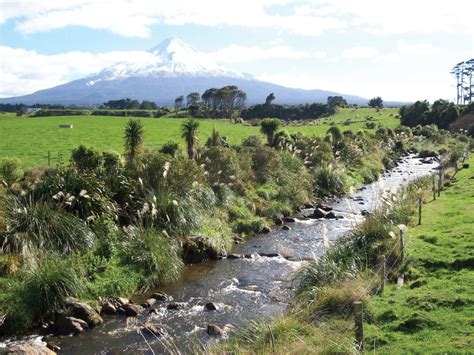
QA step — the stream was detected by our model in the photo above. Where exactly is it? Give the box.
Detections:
[4,156,438,354]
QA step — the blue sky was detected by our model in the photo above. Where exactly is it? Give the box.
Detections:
[1,0,473,101]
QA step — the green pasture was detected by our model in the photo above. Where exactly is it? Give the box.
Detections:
[0,108,399,167]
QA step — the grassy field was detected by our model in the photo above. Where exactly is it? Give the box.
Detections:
[0,108,398,167]
[365,157,474,352]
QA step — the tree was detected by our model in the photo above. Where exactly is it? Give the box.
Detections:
[260,118,281,146]
[186,92,200,107]
[451,59,473,104]
[140,101,157,110]
[174,96,184,117]
[399,101,430,127]
[16,105,28,117]
[265,93,275,105]
[124,119,144,160]
[368,97,384,108]
[327,96,347,108]
[181,118,200,159]
[218,86,247,120]
[202,88,219,115]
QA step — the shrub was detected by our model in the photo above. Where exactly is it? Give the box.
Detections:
[2,254,85,333]
[251,146,282,183]
[85,259,141,298]
[23,254,85,318]
[297,236,357,294]
[232,216,268,236]
[4,196,96,256]
[34,168,117,220]
[313,163,346,197]
[159,140,181,157]
[183,216,233,261]
[0,157,23,185]
[242,134,264,147]
[90,216,122,259]
[102,151,124,173]
[201,146,243,186]
[71,145,102,173]
[121,226,183,286]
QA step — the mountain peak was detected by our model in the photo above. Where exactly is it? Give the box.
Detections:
[94,37,251,80]
[148,37,196,56]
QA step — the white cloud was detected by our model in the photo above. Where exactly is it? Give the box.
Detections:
[0,43,326,97]
[211,44,326,63]
[0,46,153,97]
[1,0,472,38]
[342,46,378,59]
[397,40,436,56]
[0,0,346,38]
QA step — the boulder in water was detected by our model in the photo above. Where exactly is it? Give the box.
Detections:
[223,323,235,335]
[204,302,218,311]
[207,324,223,337]
[4,342,56,355]
[274,218,284,225]
[261,226,271,233]
[312,208,326,218]
[55,315,88,335]
[122,303,143,317]
[166,302,185,310]
[258,253,281,258]
[100,301,116,315]
[151,292,168,301]
[283,217,296,223]
[282,225,291,230]
[142,298,156,308]
[66,300,103,327]
[316,203,333,212]
[227,253,242,259]
[325,212,337,219]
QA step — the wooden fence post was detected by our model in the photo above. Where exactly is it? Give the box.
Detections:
[47,151,51,167]
[354,301,364,352]
[400,229,405,261]
[418,198,422,225]
[432,174,436,201]
[378,254,386,293]
[438,169,442,197]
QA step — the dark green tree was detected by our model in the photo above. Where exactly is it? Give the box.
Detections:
[181,118,200,159]
[265,93,275,105]
[368,97,383,108]
[260,118,281,146]
[124,119,144,160]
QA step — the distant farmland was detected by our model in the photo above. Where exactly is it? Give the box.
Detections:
[0,108,399,167]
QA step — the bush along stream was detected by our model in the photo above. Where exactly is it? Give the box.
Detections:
[0,119,470,353]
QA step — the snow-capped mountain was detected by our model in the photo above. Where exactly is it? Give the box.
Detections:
[0,37,368,106]
[92,37,251,81]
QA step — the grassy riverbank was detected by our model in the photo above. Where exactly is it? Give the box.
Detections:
[216,154,473,353]
[364,156,474,352]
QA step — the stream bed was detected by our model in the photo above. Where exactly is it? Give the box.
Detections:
[5,156,438,354]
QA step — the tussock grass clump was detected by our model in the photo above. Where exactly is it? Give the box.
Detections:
[1,254,84,333]
[121,226,183,287]
[183,214,233,262]
[4,196,95,256]
[312,163,347,197]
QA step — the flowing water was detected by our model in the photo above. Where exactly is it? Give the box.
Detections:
[5,156,438,354]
